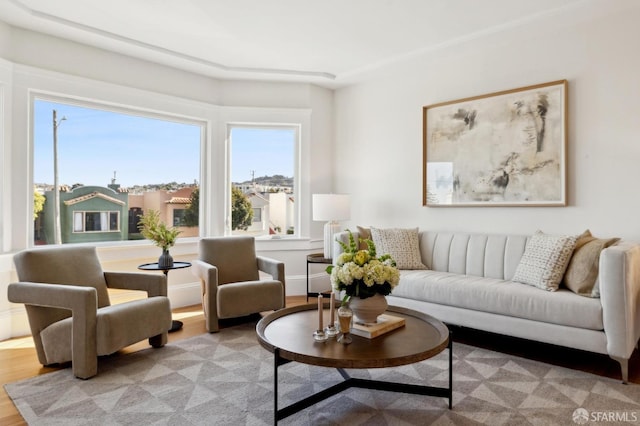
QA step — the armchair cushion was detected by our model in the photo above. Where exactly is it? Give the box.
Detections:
[199,236,260,284]
[13,246,111,308]
[217,280,284,319]
[40,297,172,363]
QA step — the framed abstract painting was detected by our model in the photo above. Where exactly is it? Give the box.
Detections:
[423,80,567,206]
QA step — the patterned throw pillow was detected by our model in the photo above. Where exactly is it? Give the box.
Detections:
[512,230,578,291]
[370,227,428,270]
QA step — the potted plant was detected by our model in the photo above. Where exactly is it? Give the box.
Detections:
[138,209,181,267]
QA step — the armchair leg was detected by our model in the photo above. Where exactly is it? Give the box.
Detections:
[73,354,98,380]
[150,332,168,348]
[72,313,98,379]
[207,321,220,333]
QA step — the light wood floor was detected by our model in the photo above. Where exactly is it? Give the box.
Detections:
[1,296,638,425]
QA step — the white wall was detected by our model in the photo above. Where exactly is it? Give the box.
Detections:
[0,23,335,339]
[334,0,640,241]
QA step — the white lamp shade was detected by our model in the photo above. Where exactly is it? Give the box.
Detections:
[312,194,351,221]
[313,194,350,259]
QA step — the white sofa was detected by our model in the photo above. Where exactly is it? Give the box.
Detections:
[335,230,640,383]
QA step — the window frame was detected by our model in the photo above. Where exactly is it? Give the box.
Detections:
[73,210,120,233]
[9,67,312,250]
[29,91,209,247]
[226,123,301,239]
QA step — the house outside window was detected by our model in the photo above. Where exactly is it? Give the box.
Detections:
[228,125,297,238]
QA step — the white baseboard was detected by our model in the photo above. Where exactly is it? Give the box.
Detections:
[0,274,328,341]
[0,306,30,340]
[168,281,202,308]
[166,273,327,309]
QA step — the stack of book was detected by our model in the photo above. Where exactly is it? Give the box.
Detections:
[351,314,405,338]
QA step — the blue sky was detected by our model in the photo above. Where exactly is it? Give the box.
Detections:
[34,100,201,187]
[34,100,295,188]
[230,127,295,183]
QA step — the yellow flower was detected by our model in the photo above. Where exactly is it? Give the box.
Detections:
[354,250,370,266]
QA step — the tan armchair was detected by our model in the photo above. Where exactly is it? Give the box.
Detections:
[8,245,172,379]
[192,236,285,332]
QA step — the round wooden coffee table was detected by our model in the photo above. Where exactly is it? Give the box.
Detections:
[256,304,452,424]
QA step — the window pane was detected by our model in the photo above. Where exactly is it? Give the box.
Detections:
[252,207,261,222]
[73,212,83,232]
[229,126,296,237]
[109,212,119,231]
[33,99,201,245]
[85,212,101,231]
[100,212,108,231]
[173,209,186,226]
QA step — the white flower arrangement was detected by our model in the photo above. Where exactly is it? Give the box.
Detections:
[327,230,400,301]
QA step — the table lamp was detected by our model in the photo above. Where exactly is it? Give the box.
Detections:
[312,193,351,259]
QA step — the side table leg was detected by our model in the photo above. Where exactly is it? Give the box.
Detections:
[306,261,310,303]
[448,332,453,409]
[274,348,280,425]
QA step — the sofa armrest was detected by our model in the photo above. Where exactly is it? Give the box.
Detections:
[8,281,99,378]
[257,256,285,285]
[599,241,640,360]
[104,271,167,297]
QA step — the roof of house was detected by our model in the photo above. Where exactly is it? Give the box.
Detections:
[63,191,126,206]
[166,197,191,204]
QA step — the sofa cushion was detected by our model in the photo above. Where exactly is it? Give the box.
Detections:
[392,270,603,330]
[371,227,428,270]
[512,231,577,291]
[563,230,620,297]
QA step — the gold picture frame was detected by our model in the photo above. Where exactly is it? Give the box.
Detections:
[423,80,567,206]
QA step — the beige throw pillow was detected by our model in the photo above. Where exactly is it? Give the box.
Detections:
[512,230,577,291]
[370,227,428,270]
[357,226,372,250]
[563,230,620,297]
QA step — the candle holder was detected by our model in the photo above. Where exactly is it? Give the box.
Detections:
[313,294,328,342]
[324,293,338,338]
[313,329,329,342]
[324,323,338,338]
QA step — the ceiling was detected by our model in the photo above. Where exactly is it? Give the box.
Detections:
[0,0,586,88]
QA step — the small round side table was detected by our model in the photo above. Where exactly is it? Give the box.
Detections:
[138,261,192,332]
[306,253,332,302]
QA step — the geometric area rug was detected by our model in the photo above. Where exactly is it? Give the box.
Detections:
[5,321,640,425]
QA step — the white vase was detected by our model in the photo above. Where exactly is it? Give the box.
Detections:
[349,294,388,324]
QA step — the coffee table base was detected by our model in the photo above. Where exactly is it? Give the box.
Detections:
[272,338,452,424]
